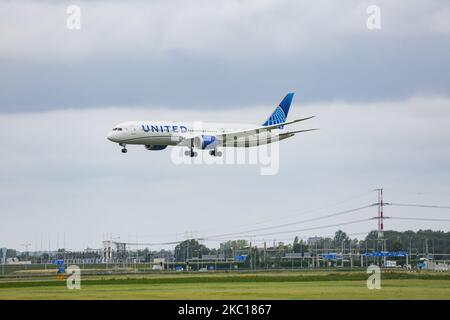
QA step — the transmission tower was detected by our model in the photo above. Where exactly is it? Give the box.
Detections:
[375,188,386,266]
[375,188,385,238]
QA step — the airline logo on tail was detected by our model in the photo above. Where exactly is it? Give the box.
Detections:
[262,92,294,127]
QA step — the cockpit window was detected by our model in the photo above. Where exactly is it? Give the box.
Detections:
[112,128,123,131]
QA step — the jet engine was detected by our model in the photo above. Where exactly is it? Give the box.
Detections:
[193,135,218,150]
[145,145,168,151]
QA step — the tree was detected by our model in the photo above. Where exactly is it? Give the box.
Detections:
[334,230,350,249]
[390,239,403,251]
[293,236,308,253]
[219,240,249,259]
[174,239,210,262]
[293,236,299,251]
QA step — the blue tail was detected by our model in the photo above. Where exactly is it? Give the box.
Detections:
[262,93,294,127]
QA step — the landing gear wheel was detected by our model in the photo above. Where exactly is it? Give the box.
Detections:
[121,148,127,153]
[186,147,198,157]
[209,149,222,157]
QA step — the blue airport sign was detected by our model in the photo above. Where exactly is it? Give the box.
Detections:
[362,251,408,257]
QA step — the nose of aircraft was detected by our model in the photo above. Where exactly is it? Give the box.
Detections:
[107,131,115,142]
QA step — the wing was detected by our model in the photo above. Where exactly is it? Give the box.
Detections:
[219,116,315,139]
[177,116,315,147]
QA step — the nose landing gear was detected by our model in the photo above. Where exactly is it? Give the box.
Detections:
[120,143,127,153]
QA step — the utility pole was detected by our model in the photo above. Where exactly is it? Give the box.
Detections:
[263,242,267,269]
[365,240,368,267]
[1,247,7,276]
[350,241,353,270]
[249,242,252,271]
[315,241,318,268]
[186,240,189,271]
[360,251,364,268]
[135,232,138,273]
[21,242,31,270]
[375,188,386,267]
[21,242,31,258]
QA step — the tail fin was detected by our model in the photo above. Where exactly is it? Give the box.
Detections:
[262,93,294,127]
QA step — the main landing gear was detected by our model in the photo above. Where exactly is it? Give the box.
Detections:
[185,140,198,157]
[120,143,127,153]
[184,144,222,157]
[184,149,198,157]
[209,149,222,157]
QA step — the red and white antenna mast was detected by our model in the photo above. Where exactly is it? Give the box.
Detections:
[375,188,384,238]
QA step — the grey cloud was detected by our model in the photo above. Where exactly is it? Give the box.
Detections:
[2,36,450,112]
[1,1,450,112]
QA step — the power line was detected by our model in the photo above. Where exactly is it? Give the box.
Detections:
[236,190,374,227]
[204,217,373,240]
[201,231,372,243]
[383,188,450,197]
[200,204,376,240]
[191,189,375,235]
[386,203,450,209]
[120,240,185,246]
[387,216,450,222]
[132,190,375,240]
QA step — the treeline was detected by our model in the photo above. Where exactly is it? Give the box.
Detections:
[6,229,450,263]
[363,229,450,254]
[171,229,450,261]
[292,229,450,254]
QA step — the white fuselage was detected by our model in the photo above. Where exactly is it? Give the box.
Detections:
[107,121,290,149]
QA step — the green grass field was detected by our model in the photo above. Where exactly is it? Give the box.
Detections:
[1,271,450,299]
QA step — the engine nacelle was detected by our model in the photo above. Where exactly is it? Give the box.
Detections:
[194,135,218,150]
[145,145,168,151]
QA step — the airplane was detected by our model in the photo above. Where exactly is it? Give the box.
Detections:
[106,93,316,157]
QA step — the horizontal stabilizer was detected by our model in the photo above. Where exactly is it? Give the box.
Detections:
[285,128,319,134]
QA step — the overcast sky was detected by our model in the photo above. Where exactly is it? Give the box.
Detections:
[1,0,450,251]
